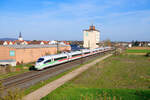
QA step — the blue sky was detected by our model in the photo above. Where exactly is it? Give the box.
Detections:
[0,0,150,41]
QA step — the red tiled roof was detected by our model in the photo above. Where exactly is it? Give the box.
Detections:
[12,41,16,44]
[42,41,49,44]
[13,40,29,44]
[5,41,13,44]
[66,42,70,45]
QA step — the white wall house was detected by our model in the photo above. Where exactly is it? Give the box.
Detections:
[59,42,65,45]
[40,41,45,45]
[49,40,57,44]
[21,41,28,45]
[2,41,14,45]
[9,41,13,45]
[128,44,132,48]
[3,41,8,45]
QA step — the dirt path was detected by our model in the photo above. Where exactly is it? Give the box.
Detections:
[23,54,112,100]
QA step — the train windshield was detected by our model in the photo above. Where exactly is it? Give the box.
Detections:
[37,58,44,62]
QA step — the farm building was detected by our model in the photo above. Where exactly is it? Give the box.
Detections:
[0,45,70,65]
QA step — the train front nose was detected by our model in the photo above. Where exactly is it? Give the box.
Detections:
[35,62,42,69]
[35,62,40,66]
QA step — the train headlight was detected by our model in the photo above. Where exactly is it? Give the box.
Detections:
[35,63,42,68]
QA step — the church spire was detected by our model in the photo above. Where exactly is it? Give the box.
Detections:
[18,32,23,41]
[19,32,22,38]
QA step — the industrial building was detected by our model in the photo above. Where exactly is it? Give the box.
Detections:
[83,25,100,49]
[0,45,70,66]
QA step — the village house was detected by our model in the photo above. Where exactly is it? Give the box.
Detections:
[48,40,57,45]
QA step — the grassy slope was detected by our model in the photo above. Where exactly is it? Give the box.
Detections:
[41,55,150,100]
[42,88,150,100]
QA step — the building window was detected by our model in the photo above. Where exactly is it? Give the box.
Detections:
[86,32,88,36]
[9,51,15,56]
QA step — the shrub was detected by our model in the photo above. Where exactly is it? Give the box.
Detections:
[0,81,24,100]
[114,49,121,56]
[146,52,150,57]
[0,81,4,98]
[5,65,12,73]
[3,88,24,100]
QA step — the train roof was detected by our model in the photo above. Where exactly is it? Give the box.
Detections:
[68,51,82,55]
[39,51,82,60]
[81,49,91,52]
[37,47,110,60]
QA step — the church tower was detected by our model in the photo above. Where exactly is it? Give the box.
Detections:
[18,32,23,41]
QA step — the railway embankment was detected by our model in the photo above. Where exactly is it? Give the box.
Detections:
[23,54,112,100]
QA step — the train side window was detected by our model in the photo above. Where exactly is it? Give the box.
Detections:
[84,52,90,54]
[54,56,67,61]
[72,53,81,57]
[44,59,51,64]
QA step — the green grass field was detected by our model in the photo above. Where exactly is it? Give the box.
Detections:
[41,88,150,100]
[126,49,150,53]
[41,55,150,100]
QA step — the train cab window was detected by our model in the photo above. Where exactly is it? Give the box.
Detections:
[37,58,44,63]
[44,59,51,64]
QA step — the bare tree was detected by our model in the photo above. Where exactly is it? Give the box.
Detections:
[104,39,111,47]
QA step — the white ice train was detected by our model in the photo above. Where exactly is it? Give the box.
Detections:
[35,47,112,70]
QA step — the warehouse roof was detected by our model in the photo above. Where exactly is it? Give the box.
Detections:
[0,44,70,49]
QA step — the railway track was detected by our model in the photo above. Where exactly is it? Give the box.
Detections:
[1,50,113,90]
